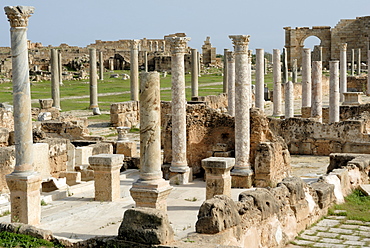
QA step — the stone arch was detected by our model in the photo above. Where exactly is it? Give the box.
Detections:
[284,26,331,69]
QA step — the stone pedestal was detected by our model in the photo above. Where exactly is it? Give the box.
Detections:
[311,61,322,123]
[340,43,347,101]
[302,48,312,108]
[226,51,235,116]
[89,154,124,201]
[255,48,264,111]
[202,157,234,200]
[329,61,340,123]
[130,40,140,101]
[342,92,363,105]
[273,49,282,116]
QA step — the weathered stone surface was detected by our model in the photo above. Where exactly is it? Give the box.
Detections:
[0,223,52,240]
[0,146,15,193]
[280,177,306,205]
[310,182,335,209]
[196,195,241,234]
[118,207,174,245]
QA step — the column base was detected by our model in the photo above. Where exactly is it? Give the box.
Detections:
[169,166,192,185]
[231,169,254,188]
[6,171,42,225]
[130,179,172,212]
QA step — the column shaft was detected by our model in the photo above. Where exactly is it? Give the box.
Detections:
[226,51,235,116]
[351,49,355,76]
[273,49,282,116]
[191,48,198,97]
[302,48,312,107]
[51,49,60,109]
[311,61,322,123]
[99,51,104,80]
[368,50,370,95]
[329,61,340,123]
[285,81,294,118]
[130,40,139,101]
[282,48,288,84]
[255,48,264,111]
[89,48,98,109]
[144,51,148,72]
[58,51,62,84]
[340,44,347,101]
[223,49,228,93]
[357,48,361,75]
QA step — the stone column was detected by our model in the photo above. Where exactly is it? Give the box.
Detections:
[89,154,124,201]
[292,59,297,83]
[130,72,172,211]
[248,50,253,108]
[99,51,104,80]
[166,36,191,185]
[282,48,288,85]
[223,48,228,93]
[144,51,148,72]
[329,61,340,123]
[154,41,159,51]
[273,49,282,116]
[226,51,235,116]
[202,157,235,200]
[197,51,201,76]
[5,5,42,225]
[229,35,253,188]
[89,48,100,115]
[255,48,264,111]
[319,46,323,62]
[58,50,62,85]
[339,43,347,102]
[50,48,60,109]
[130,40,140,101]
[285,81,294,118]
[311,61,322,123]
[351,49,355,76]
[302,48,312,108]
[264,58,268,75]
[357,48,361,75]
[368,49,370,96]
[191,48,198,98]
[109,58,114,71]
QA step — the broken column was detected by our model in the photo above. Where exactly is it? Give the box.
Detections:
[5,5,42,225]
[130,40,140,101]
[255,48,264,111]
[99,51,104,80]
[229,35,253,188]
[329,61,340,123]
[302,48,312,108]
[226,50,235,116]
[273,49,282,116]
[285,81,294,118]
[165,36,191,185]
[223,48,228,93]
[89,48,100,115]
[191,48,198,98]
[339,43,347,102]
[202,157,235,200]
[50,48,60,109]
[89,154,124,201]
[311,61,322,123]
[130,72,172,211]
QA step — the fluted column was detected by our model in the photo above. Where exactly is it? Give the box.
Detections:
[5,5,42,225]
[130,72,172,211]
[166,36,191,185]
[329,61,340,123]
[302,48,312,108]
[255,48,264,111]
[223,48,228,93]
[191,48,198,97]
[273,49,282,116]
[340,43,347,101]
[311,61,322,123]
[50,48,60,109]
[130,40,140,101]
[229,35,253,188]
[89,48,100,115]
[99,51,104,80]
[226,51,235,116]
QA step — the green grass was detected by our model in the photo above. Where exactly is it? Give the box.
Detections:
[329,189,370,222]
[0,231,64,248]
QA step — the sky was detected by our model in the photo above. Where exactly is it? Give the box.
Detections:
[0,0,370,54]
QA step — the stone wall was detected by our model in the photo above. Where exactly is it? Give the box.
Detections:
[110,101,140,128]
[347,75,367,92]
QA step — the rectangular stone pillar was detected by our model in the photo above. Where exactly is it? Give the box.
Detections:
[89,154,124,201]
[202,157,234,200]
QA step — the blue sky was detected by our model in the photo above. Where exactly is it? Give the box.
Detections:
[1,0,369,53]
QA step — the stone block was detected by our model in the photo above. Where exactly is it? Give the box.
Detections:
[359,184,370,196]
[80,169,94,181]
[75,146,93,167]
[169,167,192,185]
[310,182,335,209]
[118,207,174,245]
[231,174,253,188]
[59,171,81,186]
[116,141,137,157]
[41,177,67,192]
[32,143,50,179]
[0,128,9,145]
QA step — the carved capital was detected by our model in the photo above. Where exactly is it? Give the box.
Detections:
[226,51,234,63]
[229,35,250,53]
[4,6,34,28]
[340,43,347,51]
[165,37,191,54]
[130,40,140,50]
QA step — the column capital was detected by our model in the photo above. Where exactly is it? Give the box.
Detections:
[130,39,140,50]
[229,35,250,53]
[340,43,347,51]
[4,6,34,28]
[165,37,191,54]
[303,47,311,54]
[226,50,235,63]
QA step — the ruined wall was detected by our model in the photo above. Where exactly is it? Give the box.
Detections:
[347,75,368,92]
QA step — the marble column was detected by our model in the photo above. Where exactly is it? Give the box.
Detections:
[357,48,361,75]
[130,40,140,101]
[302,48,312,108]
[368,49,370,96]
[166,36,191,185]
[58,50,62,85]
[340,43,347,101]
[329,61,340,123]
[144,51,148,72]
[351,49,355,76]
[226,51,235,116]
[273,49,282,116]
[255,48,264,111]
[285,81,294,118]
[5,5,42,225]
[191,48,198,98]
[292,59,297,83]
[50,48,60,109]
[229,35,253,188]
[89,48,100,115]
[311,61,322,123]
[223,48,229,93]
[99,51,104,80]
[130,72,172,211]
